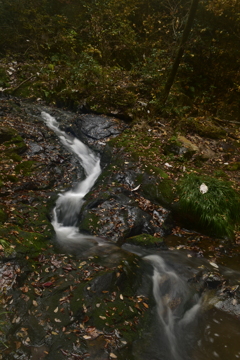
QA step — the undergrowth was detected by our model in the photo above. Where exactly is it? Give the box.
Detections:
[178,173,240,239]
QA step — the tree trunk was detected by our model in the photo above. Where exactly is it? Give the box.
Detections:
[162,0,200,104]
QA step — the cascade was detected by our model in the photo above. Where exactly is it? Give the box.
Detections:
[41,112,240,360]
[41,111,102,252]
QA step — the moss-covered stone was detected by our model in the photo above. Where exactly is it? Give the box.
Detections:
[4,135,27,154]
[0,127,18,144]
[138,174,175,206]
[79,212,101,234]
[126,234,164,247]
[176,173,240,239]
[179,117,226,139]
[0,208,8,224]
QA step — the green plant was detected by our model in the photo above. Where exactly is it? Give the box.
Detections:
[178,173,240,238]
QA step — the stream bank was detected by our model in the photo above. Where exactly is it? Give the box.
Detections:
[0,97,240,360]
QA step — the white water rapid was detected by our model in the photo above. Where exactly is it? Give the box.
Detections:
[143,254,202,360]
[41,111,102,251]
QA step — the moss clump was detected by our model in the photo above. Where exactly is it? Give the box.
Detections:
[138,175,175,206]
[0,68,9,87]
[214,170,229,180]
[4,135,27,154]
[178,173,240,238]
[0,209,8,224]
[126,234,164,247]
[225,162,240,171]
[6,174,18,182]
[144,164,169,179]
[79,212,101,235]
[15,161,36,175]
[0,127,17,144]
[9,153,22,162]
[17,230,48,251]
[0,238,14,256]
[179,117,226,139]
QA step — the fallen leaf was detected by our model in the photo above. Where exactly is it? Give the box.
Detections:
[232,298,237,305]
[110,353,117,359]
[131,184,141,192]
[164,162,173,168]
[209,262,219,269]
[15,341,21,350]
[200,183,208,194]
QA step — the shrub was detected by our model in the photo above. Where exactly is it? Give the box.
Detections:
[178,173,240,239]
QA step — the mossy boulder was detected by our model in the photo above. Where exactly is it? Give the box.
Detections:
[4,135,28,154]
[163,135,199,159]
[179,117,226,139]
[79,190,157,244]
[0,127,27,155]
[176,173,240,238]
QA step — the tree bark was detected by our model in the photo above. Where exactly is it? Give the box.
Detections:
[162,0,200,104]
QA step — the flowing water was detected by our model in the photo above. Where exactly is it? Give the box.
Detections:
[42,112,240,360]
[41,111,105,252]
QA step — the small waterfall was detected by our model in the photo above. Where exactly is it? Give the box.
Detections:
[144,254,201,360]
[41,111,102,251]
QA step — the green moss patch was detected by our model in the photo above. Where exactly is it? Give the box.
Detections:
[225,162,240,171]
[0,208,8,224]
[177,173,240,238]
[0,127,18,144]
[79,212,101,235]
[179,117,226,139]
[4,134,27,154]
[15,160,36,175]
[126,234,164,247]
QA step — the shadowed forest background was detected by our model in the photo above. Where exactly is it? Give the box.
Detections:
[0,0,239,120]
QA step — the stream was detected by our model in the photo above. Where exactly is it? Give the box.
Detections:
[41,112,240,360]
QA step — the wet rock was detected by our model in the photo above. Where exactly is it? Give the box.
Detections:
[203,272,224,289]
[77,114,124,140]
[69,114,127,151]
[196,146,216,161]
[28,142,43,155]
[177,135,199,155]
[164,135,199,159]
[214,296,240,317]
[79,190,157,244]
